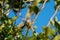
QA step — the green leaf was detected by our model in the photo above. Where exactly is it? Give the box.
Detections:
[33,26,37,29]
[8,20,12,24]
[4,4,9,10]
[11,16,18,21]
[43,26,55,36]
[54,0,60,9]
[33,6,39,15]
[53,35,60,40]
[54,17,60,31]
[50,20,55,26]
[28,6,39,15]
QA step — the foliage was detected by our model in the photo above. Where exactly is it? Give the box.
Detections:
[0,0,60,40]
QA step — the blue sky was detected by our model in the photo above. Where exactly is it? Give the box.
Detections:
[8,0,60,36]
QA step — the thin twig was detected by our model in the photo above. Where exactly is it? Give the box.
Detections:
[25,30,29,40]
[32,0,47,24]
[29,0,48,34]
[18,0,47,34]
[47,5,60,26]
[4,9,11,16]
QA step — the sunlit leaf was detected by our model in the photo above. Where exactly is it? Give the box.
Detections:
[8,20,12,24]
[43,26,55,37]
[54,17,60,28]
[11,16,18,21]
[5,4,9,10]
[53,35,60,40]
[54,0,60,9]
[50,20,55,26]
[54,17,58,22]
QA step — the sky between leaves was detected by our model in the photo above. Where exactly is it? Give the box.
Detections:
[8,0,60,36]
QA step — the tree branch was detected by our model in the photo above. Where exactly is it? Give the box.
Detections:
[30,0,48,34]
[47,5,60,26]
[32,0,47,24]
[18,0,47,34]
[4,9,11,16]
